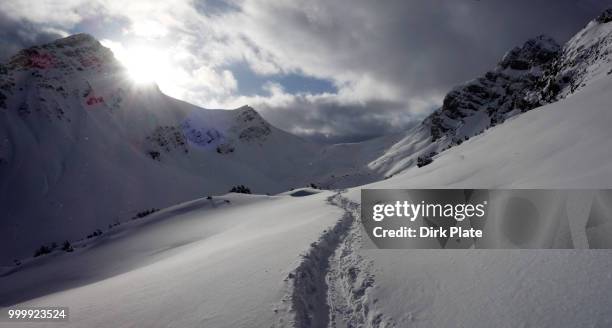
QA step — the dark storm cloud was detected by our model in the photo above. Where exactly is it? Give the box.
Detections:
[235,0,612,94]
[0,11,63,61]
[228,0,612,142]
[254,96,420,144]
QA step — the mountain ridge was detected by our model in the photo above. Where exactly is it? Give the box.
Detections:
[1,8,612,262]
[365,9,612,177]
[0,35,328,262]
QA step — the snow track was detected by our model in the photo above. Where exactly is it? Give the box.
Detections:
[280,192,394,328]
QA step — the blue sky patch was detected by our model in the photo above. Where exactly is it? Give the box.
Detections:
[227,62,337,96]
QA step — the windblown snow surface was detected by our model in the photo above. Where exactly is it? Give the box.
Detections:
[2,57,612,328]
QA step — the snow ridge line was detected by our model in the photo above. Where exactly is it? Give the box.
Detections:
[278,192,393,328]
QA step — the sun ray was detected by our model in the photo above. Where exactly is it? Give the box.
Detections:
[103,41,170,85]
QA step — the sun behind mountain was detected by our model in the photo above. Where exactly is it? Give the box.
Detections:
[100,40,172,85]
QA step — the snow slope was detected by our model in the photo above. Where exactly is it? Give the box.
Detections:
[334,68,612,328]
[276,63,612,327]
[361,77,612,189]
[0,34,334,263]
[2,71,612,328]
[0,190,345,327]
[278,59,612,327]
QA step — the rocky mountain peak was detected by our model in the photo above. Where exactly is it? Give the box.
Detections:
[4,33,117,74]
[498,34,560,71]
[232,105,272,142]
[595,8,612,24]
[52,33,101,48]
[425,34,563,144]
[403,8,612,174]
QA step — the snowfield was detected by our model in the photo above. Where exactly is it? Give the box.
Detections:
[336,75,612,327]
[3,70,612,328]
[0,191,345,327]
[359,76,612,190]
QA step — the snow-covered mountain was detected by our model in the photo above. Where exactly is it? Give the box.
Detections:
[0,34,329,262]
[362,9,612,177]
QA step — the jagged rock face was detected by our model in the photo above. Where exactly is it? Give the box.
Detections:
[426,35,561,143]
[4,33,119,76]
[0,33,127,125]
[373,9,612,176]
[214,106,273,153]
[499,35,561,70]
[425,9,612,148]
[596,8,612,24]
[554,12,612,94]
[178,105,273,157]
[145,125,189,159]
[234,106,272,142]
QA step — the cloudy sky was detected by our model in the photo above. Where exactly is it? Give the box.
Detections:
[1,0,611,142]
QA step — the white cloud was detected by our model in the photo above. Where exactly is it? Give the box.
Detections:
[0,0,92,26]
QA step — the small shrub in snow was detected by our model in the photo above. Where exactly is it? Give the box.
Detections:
[86,229,103,239]
[229,185,251,194]
[417,157,432,167]
[417,152,438,168]
[62,240,74,252]
[147,151,161,161]
[132,208,159,220]
[216,144,235,154]
[34,245,52,257]
[0,92,6,109]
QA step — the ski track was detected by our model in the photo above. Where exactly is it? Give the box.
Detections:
[277,191,395,328]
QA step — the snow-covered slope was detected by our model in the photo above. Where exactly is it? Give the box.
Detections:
[2,70,612,327]
[0,34,328,262]
[285,48,612,326]
[0,191,345,327]
[359,78,612,189]
[336,69,612,328]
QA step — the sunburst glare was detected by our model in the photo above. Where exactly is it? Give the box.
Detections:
[105,42,172,85]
